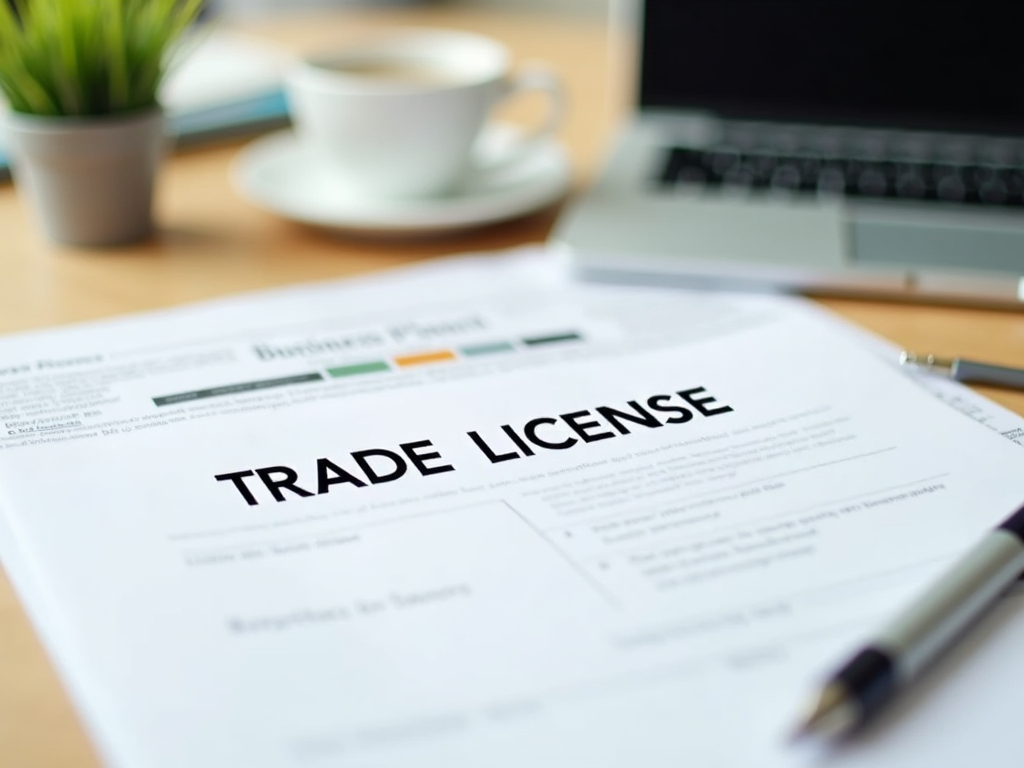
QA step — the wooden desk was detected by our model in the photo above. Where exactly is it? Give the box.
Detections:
[0,8,1022,767]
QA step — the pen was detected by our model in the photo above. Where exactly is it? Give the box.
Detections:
[792,501,1024,740]
[899,351,1024,391]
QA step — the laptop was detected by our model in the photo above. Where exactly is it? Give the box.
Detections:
[553,0,1024,306]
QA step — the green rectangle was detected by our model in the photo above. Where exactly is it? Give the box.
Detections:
[460,341,516,357]
[327,361,390,378]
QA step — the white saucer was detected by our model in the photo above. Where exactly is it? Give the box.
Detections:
[232,123,571,235]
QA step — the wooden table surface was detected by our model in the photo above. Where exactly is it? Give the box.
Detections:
[1,7,1022,767]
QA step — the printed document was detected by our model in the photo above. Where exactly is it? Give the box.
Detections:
[1,250,1023,768]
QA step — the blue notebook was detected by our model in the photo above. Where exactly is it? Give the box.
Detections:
[171,88,289,147]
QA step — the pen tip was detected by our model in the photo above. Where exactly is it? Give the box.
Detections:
[789,682,858,742]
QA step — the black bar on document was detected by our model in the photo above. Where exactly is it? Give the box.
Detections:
[522,332,583,347]
[152,373,324,406]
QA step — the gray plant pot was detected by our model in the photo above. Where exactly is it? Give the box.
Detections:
[3,108,166,247]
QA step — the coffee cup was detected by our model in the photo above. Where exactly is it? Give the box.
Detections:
[285,28,564,199]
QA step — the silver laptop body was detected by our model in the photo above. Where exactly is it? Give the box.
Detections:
[554,0,1024,306]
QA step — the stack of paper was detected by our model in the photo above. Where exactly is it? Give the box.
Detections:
[0,249,1021,768]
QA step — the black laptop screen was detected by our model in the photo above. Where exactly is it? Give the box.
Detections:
[640,0,1024,134]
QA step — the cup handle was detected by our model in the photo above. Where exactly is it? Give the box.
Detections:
[501,63,565,144]
[474,63,565,170]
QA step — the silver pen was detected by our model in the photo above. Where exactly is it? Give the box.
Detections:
[792,501,1024,739]
[900,351,1024,391]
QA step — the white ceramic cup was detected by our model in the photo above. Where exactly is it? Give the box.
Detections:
[285,28,564,199]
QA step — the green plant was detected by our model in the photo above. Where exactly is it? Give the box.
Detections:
[0,0,204,117]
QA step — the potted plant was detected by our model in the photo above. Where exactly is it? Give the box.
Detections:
[0,0,203,246]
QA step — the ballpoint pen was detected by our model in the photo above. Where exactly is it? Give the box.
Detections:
[791,501,1024,740]
[900,351,1024,391]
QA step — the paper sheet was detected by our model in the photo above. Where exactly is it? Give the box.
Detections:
[1,249,1022,768]
[160,30,288,113]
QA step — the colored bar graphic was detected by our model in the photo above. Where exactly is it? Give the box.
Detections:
[327,361,390,378]
[521,331,583,347]
[394,350,457,368]
[460,341,516,357]
[153,373,323,406]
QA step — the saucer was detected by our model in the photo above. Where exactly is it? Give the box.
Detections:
[231,123,571,235]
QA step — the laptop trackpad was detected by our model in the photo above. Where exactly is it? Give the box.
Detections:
[852,219,1024,273]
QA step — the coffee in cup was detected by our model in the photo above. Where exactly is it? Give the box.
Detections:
[285,29,564,199]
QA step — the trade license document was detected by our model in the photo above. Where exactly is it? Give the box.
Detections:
[0,250,1022,768]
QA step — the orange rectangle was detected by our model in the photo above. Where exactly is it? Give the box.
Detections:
[393,350,457,368]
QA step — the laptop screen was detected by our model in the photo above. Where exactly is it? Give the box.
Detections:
[640,0,1024,135]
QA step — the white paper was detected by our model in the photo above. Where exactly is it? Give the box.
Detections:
[160,29,289,112]
[1,249,1023,768]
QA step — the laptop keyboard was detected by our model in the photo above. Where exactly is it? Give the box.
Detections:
[658,144,1024,207]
